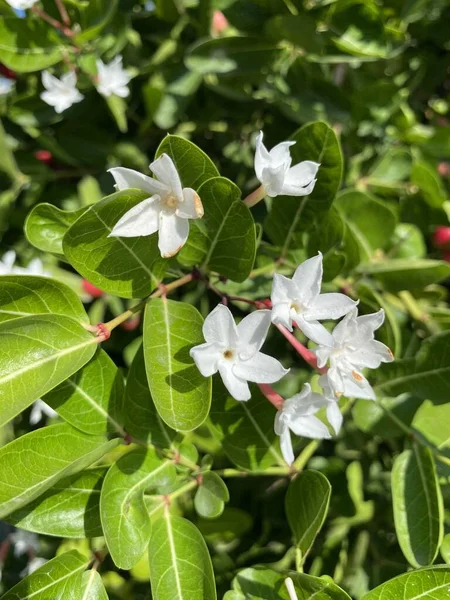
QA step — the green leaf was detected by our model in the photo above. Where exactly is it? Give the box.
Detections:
[178,177,256,282]
[105,95,128,133]
[0,314,99,427]
[0,16,65,72]
[185,37,282,76]
[411,161,447,208]
[0,423,118,519]
[357,259,450,292]
[75,0,118,43]
[194,471,229,519]
[361,565,450,600]
[392,444,444,568]
[335,190,397,259]
[124,345,177,447]
[0,550,88,599]
[44,348,125,436]
[286,470,331,562]
[376,331,450,403]
[307,207,346,281]
[366,148,412,188]
[7,468,105,539]
[101,447,176,570]
[0,276,88,324]
[209,381,285,471]
[63,190,167,298]
[25,203,87,257]
[231,567,352,599]
[149,513,217,600]
[265,122,343,255]
[352,394,423,439]
[143,298,212,432]
[0,118,21,181]
[156,134,219,189]
[265,14,325,54]
[81,570,108,599]
[389,224,426,260]
[413,400,450,450]
[441,535,450,564]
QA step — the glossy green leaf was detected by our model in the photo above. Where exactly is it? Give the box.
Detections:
[156,134,219,189]
[389,224,426,260]
[0,276,88,324]
[178,177,256,282]
[0,16,65,72]
[376,331,450,403]
[185,37,281,76]
[209,381,285,471]
[411,161,446,208]
[194,471,229,519]
[361,565,450,600]
[7,468,105,539]
[75,0,118,43]
[265,14,325,53]
[149,513,217,600]
[307,207,346,281]
[81,570,109,599]
[101,447,176,570]
[265,122,342,255]
[441,535,450,564]
[44,348,125,436]
[0,423,118,519]
[286,470,331,562]
[0,314,99,427]
[143,298,212,432]
[413,400,450,449]
[63,190,167,298]
[353,395,423,439]
[124,345,177,447]
[25,203,87,257]
[106,95,128,133]
[231,567,351,599]
[366,148,412,188]
[1,550,88,599]
[358,259,450,292]
[335,190,397,259]
[392,444,443,568]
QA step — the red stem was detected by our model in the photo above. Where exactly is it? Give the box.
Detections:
[258,384,284,410]
[276,323,327,374]
[54,0,70,26]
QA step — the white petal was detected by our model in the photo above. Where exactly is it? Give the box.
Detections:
[274,411,285,436]
[203,304,238,347]
[296,316,334,346]
[271,301,292,331]
[237,309,272,359]
[326,402,343,435]
[190,342,221,377]
[108,196,160,238]
[158,213,189,257]
[2,251,16,271]
[325,366,346,399]
[315,344,332,369]
[347,340,392,370]
[108,167,168,195]
[281,177,317,197]
[306,293,358,321]
[268,140,295,167]
[331,309,358,345]
[176,188,204,219]
[356,309,385,339]
[283,160,319,188]
[284,384,327,417]
[150,154,183,202]
[271,273,295,305]
[289,415,331,439]
[61,71,77,87]
[218,361,251,401]
[29,404,43,425]
[233,352,289,384]
[41,70,57,91]
[254,131,271,182]
[292,253,323,304]
[279,426,294,466]
[260,163,287,197]
[342,375,376,400]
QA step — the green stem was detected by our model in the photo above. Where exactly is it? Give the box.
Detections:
[398,291,440,335]
[216,467,291,477]
[292,440,319,471]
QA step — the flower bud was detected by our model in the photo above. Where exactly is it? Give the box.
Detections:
[82,279,104,298]
[433,226,450,249]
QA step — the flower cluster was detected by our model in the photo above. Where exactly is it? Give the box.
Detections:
[191,252,394,465]
[0,251,47,276]
[40,56,131,114]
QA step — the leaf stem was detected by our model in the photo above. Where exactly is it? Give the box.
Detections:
[101,273,194,333]
[215,466,291,477]
[31,5,75,38]
[398,291,440,335]
[243,185,266,208]
[292,440,319,471]
[54,0,70,26]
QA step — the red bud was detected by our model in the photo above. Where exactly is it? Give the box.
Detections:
[433,227,450,249]
[82,280,104,298]
[211,10,229,35]
[121,315,141,331]
[0,64,16,80]
[34,150,53,164]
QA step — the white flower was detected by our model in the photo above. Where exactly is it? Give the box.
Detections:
[318,374,343,435]
[254,131,319,198]
[0,251,49,276]
[274,383,331,465]
[20,557,47,578]
[96,55,131,98]
[6,0,38,8]
[316,308,394,401]
[190,304,289,401]
[29,399,58,425]
[271,253,357,344]
[40,71,84,114]
[10,530,39,558]
[0,77,14,96]
[108,153,204,258]
[285,578,298,600]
